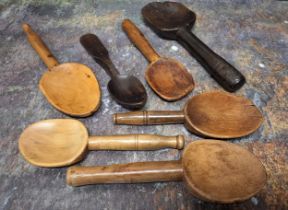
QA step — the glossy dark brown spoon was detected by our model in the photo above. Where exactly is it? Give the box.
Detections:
[67,140,267,203]
[142,2,246,92]
[114,91,263,139]
[80,34,147,110]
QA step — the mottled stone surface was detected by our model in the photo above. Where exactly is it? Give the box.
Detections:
[0,0,287,210]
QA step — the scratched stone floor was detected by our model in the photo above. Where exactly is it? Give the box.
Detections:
[0,0,287,210]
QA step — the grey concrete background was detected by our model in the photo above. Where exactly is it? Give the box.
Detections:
[0,0,287,209]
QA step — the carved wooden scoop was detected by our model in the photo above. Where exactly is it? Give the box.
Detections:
[18,119,184,167]
[22,24,101,116]
[142,2,246,92]
[80,34,147,110]
[114,91,263,139]
[122,19,194,101]
[67,140,267,203]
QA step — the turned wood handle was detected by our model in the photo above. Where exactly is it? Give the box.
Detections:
[176,28,245,92]
[88,134,184,150]
[113,111,185,125]
[67,160,183,186]
[22,23,59,69]
[122,19,160,63]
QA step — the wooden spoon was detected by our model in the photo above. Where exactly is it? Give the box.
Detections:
[22,23,101,116]
[67,140,267,203]
[141,2,246,92]
[122,19,194,101]
[18,119,184,167]
[80,33,147,110]
[113,91,263,139]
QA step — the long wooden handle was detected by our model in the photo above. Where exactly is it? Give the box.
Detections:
[88,134,184,150]
[122,19,160,63]
[113,111,185,125]
[22,23,59,69]
[67,160,183,186]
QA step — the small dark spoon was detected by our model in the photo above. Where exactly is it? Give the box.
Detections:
[80,34,147,110]
[142,2,246,92]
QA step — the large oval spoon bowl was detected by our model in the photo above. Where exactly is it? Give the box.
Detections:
[40,63,101,116]
[142,1,196,38]
[19,119,88,167]
[183,91,263,138]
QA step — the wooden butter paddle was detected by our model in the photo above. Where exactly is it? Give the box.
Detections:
[142,2,246,92]
[18,119,184,167]
[80,33,147,110]
[122,19,194,101]
[114,91,263,139]
[22,24,101,117]
[67,140,267,203]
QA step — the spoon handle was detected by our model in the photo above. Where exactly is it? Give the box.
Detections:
[67,160,182,186]
[88,134,184,150]
[113,111,185,125]
[80,33,119,78]
[122,19,160,63]
[176,28,245,92]
[22,23,59,69]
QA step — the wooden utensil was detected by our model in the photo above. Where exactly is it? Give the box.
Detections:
[141,2,246,92]
[80,34,147,110]
[22,23,101,117]
[122,19,194,101]
[67,140,267,203]
[114,91,263,139]
[18,119,184,167]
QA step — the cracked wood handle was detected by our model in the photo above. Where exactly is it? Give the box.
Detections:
[122,19,160,63]
[22,23,59,69]
[88,134,184,150]
[113,111,185,125]
[67,160,183,186]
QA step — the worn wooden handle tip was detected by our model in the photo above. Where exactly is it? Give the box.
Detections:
[22,23,31,32]
[176,135,185,149]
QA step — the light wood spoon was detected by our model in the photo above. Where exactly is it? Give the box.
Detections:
[122,19,194,101]
[114,91,263,139]
[18,119,184,167]
[67,140,267,203]
[22,23,101,116]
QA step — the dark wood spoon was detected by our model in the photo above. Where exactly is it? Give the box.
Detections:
[67,140,267,203]
[113,91,263,139]
[80,34,147,110]
[142,2,246,92]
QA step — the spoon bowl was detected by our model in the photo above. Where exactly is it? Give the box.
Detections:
[142,1,196,38]
[108,75,147,110]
